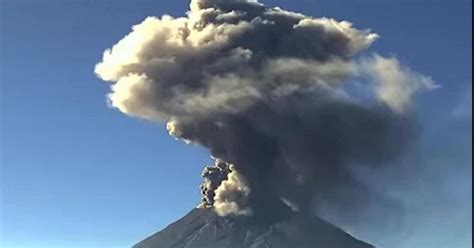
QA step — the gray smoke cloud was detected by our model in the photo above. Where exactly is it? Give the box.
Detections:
[95,0,436,220]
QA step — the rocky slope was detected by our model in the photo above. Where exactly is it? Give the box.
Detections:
[133,208,374,248]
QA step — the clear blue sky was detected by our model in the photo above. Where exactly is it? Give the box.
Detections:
[0,0,471,248]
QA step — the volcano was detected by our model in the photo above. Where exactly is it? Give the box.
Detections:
[132,208,374,248]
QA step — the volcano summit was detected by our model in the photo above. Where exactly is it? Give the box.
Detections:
[133,208,374,248]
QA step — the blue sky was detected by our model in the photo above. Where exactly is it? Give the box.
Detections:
[0,0,471,248]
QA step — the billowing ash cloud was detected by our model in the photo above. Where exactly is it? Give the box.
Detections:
[95,0,436,219]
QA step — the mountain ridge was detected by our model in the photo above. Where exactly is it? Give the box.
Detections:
[133,208,374,248]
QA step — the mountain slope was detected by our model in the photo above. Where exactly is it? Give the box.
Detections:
[133,208,374,248]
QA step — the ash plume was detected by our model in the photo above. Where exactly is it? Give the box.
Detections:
[95,0,436,220]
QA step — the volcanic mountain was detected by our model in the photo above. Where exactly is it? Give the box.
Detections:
[132,208,374,248]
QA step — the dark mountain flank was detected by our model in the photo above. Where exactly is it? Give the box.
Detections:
[133,208,374,248]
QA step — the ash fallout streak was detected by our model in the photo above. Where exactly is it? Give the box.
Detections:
[95,0,437,221]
